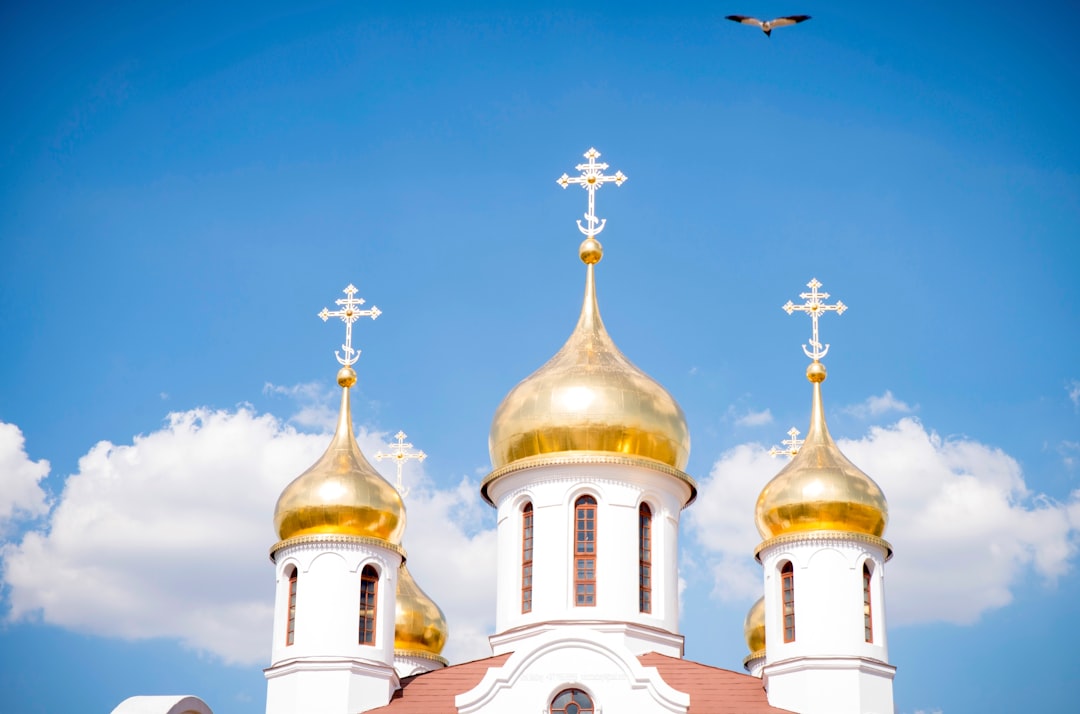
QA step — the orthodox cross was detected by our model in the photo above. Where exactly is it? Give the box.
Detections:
[375,430,427,496]
[318,284,381,366]
[783,278,847,361]
[769,427,804,459]
[556,147,627,237]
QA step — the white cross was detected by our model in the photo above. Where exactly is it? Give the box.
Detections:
[769,427,804,459]
[375,431,426,496]
[556,147,627,237]
[783,278,847,361]
[318,284,381,366]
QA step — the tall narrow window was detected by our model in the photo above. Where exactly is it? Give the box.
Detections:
[781,561,795,643]
[574,495,597,606]
[551,688,594,714]
[863,563,873,643]
[522,502,534,613]
[359,565,378,645]
[285,567,297,646]
[639,503,652,614]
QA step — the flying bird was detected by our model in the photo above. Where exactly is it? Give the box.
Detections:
[725,14,811,37]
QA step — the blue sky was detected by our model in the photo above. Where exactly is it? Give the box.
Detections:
[1,2,1078,713]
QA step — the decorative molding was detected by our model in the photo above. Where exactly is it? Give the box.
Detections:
[270,533,406,562]
[394,649,449,666]
[483,452,697,507]
[755,530,892,563]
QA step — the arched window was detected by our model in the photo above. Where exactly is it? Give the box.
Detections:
[574,495,597,607]
[285,566,297,646]
[359,565,379,645]
[522,502,534,613]
[863,562,873,643]
[639,503,652,614]
[781,561,795,643]
[551,688,594,714]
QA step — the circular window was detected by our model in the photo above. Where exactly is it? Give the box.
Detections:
[551,688,594,714]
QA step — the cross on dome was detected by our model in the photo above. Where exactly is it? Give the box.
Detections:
[783,278,847,361]
[768,427,804,459]
[556,147,627,237]
[375,430,427,496]
[318,283,381,366]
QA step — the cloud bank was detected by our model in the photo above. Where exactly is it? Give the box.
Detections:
[687,414,1080,626]
[0,406,496,666]
[0,422,51,531]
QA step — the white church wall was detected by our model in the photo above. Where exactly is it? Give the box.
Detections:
[486,460,691,648]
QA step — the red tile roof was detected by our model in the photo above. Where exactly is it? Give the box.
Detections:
[638,652,795,713]
[370,652,792,713]
[367,654,511,714]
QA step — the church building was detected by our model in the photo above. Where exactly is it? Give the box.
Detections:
[112,148,896,714]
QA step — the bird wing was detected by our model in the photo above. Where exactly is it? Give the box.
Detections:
[725,15,764,27]
[767,15,812,28]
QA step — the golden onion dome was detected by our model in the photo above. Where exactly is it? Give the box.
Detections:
[274,366,406,544]
[744,595,766,655]
[755,361,888,540]
[394,562,448,658]
[488,238,690,473]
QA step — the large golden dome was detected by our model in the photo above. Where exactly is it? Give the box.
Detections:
[755,361,888,540]
[488,238,690,474]
[744,595,766,655]
[274,367,406,544]
[394,562,448,659]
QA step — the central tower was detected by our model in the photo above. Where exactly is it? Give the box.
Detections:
[482,148,695,660]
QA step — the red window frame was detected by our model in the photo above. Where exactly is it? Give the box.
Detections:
[359,565,378,645]
[639,503,652,614]
[863,563,873,643]
[551,688,595,714]
[574,495,597,607]
[522,502,534,613]
[285,567,297,646]
[781,561,795,643]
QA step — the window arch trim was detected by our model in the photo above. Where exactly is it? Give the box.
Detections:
[359,564,379,645]
[284,565,298,647]
[573,495,597,607]
[862,561,874,643]
[780,560,795,643]
[522,501,534,613]
[639,502,652,614]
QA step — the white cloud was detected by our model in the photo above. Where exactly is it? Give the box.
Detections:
[735,408,773,428]
[264,381,337,430]
[1068,380,1080,411]
[842,390,913,418]
[0,422,51,531]
[1,404,497,666]
[1060,440,1080,469]
[399,477,496,664]
[687,417,1080,626]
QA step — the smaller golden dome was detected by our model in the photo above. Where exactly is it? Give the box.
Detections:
[274,371,406,544]
[744,596,765,654]
[394,563,448,657]
[755,362,888,540]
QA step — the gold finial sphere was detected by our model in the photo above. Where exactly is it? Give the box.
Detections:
[579,237,603,264]
[337,366,358,388]
[806,361,827,383]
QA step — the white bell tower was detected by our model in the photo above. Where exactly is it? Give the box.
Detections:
[264,284,406,714]
[753,279,895,714]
